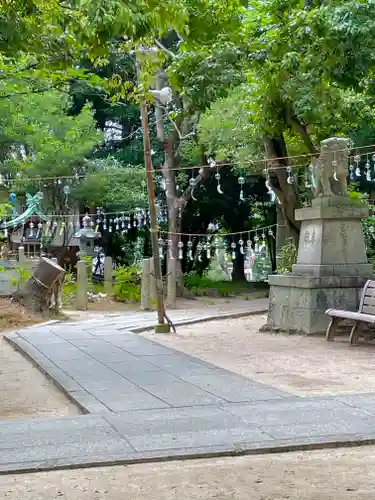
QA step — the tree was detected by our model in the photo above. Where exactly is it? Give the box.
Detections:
[0,89,102,213]
[0,0,190,102]
[72,158,147,212]
[182,0,375,245]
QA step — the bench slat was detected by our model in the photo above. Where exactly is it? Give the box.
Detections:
[363,296,375,303]
[325,308,375,324]
[362,305,375,315]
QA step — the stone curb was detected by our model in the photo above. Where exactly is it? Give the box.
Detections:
[3,336,103,415]
[1,434,375,475]
[129,308,268,333]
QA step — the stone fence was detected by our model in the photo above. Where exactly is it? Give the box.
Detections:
[0,246,39,296]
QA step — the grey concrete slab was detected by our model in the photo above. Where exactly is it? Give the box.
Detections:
[332,393,375,415]
[137,354,222,375]
[19,333,67,345]
[68,391,112,414]
[0,415,133,464]
[94,336,151,349]
[89,328,137,337]
[89,389,170,412]
[68,338,114,349]
[43,365,83,393]
[126,427,273,452]
[105,406,244,435]
[181,374,288,402]
[7,337,56,368]
[70,373,140,392]
[89,349,140,364]
[140,381,226,407]
[115,369,183,387]
[55,358,107,374]
[4,432,375,475]
[50,329,96,340]
[259,418,375,440]
[30,345,92,362]
[221,398,372,426]
[106,407,272,451]
[120,344,182,356]
[107,360,162,376]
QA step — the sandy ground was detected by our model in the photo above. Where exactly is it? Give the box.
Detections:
[0,336,79,419]
[0,297,79,419]
[2,447,375,499]
[144,314,375,396]
[64,295,267,320]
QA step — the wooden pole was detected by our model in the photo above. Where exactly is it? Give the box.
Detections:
[140,98,168,331]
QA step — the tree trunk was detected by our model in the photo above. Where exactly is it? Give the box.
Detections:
[231,252,246,281]
[13,257,65,314]
[275,205,298,253]
[264,135,301,245]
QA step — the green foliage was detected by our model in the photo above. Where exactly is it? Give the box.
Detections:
[61,272,77,306]
[112,265,141,303]
[198,86,263,169]
[72,158,147,211]
[184,272,255,297]
[276,238,297,275]
[0,0,189,98]
[9,266,32,291]
[0,90,102,212]
[362,216,375,269]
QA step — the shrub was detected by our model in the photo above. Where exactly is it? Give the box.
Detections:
[184,272,255,297]
[61,272,77,306]
[276,238,297,275]
[112,265,141,302]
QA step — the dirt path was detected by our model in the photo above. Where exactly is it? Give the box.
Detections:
[144,314,375,396]
[0,336,79,419]
[1,446,375,499]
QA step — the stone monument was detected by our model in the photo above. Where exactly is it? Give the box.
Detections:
[266,137,373,335]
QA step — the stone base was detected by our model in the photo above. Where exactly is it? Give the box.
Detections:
[266,274,372,335]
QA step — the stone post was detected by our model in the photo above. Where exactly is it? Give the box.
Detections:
[166,257,177,308]
[50,257,62,310]
[18,246,26,267]
[149,258,157,305]
[76,260,88,310]
[141,258,152,310]
[103,256,113,296]
[266,136,373,335]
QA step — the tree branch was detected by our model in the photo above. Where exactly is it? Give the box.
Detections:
[179,160,227,205]
[154,39,176,59]
[284,104,317,154]
[0,84,64,99]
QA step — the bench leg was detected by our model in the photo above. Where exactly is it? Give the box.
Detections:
[349,321,363,346]
[326,317,340,341]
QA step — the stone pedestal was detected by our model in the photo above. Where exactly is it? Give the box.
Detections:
[267,196,373,335]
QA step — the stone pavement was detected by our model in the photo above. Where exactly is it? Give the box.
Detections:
[3,301,375,474]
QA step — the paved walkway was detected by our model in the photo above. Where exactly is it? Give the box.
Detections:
[3,301,375,473]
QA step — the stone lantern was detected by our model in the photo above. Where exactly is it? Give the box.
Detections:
[74,214,101,258]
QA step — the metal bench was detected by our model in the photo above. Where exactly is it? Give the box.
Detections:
[326,280,375,346]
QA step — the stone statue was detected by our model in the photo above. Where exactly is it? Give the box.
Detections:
[311,137,349,198]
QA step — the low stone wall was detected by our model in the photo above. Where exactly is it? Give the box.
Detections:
[0,259,39,296]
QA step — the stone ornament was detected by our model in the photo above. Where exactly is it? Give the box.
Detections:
[310,137,349,198]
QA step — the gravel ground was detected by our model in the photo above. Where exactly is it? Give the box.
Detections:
[0,336,79,419]
[2,446,375,499]
[144,314,375,396]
